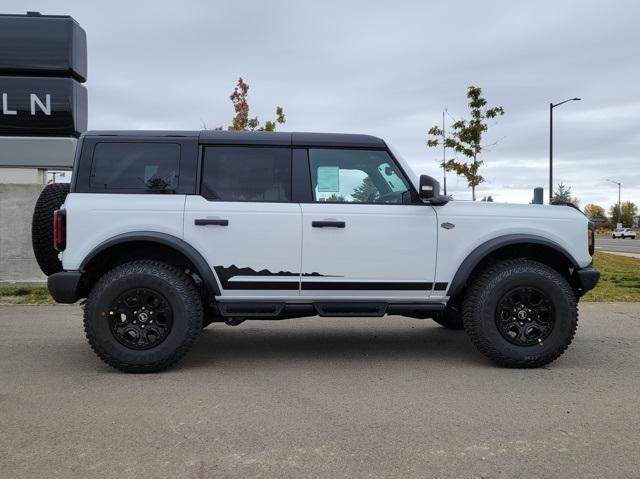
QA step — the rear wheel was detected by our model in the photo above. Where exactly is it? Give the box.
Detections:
[84,260,202,373]
[463,259,578,368]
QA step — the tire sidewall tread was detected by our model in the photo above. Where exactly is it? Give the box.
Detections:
[31,183,69,276]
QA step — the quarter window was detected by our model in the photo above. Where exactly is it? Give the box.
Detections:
[308,149,411,203]
[90,142,180,191]
[201,147,291,202]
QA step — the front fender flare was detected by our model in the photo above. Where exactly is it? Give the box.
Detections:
[447,234,581,297]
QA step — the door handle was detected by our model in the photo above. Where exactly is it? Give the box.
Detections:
[312,220,346,228]
[195,219,229,226]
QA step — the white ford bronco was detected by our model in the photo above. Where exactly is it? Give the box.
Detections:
[33,131,599,372]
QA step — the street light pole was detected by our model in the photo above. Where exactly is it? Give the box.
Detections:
[549,97,581,204]
[607,179,622,226]
[442,111,447,196]
[549,103,553,204]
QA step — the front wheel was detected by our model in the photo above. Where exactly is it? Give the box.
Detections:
[463,259,578,368]
[84,260,203,373]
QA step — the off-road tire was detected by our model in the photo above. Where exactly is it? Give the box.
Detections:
[433,305,464,330]
[463,259,578,368]
[84,260,203,373]
[31,183,70,276]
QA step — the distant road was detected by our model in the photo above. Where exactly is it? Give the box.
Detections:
[596,237,640,254]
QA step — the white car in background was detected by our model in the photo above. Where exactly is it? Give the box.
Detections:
[612,228,637,239]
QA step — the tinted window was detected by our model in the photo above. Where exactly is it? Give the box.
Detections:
[308,149,410,203]
[201,147,291,202]
[91,142,180,191]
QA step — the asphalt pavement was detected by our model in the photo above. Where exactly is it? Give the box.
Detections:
[1,303,639,478]
[596,237,640,254]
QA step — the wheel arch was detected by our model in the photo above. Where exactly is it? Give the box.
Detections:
[448,234,582,298]
[79,232,221,301]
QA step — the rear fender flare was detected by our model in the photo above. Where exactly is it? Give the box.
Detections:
[79,231,221,297]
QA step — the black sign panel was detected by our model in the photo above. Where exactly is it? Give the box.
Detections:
[0,76,87,136]
[0,14,87,83]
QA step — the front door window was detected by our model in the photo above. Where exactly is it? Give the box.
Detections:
[308,149,411,204]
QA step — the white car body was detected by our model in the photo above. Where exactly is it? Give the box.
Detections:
[59,132,592,305]
[612,228,636,239]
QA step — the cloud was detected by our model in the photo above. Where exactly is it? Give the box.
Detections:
[2,0,638,208]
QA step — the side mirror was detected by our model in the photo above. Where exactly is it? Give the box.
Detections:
[419,175,440,200]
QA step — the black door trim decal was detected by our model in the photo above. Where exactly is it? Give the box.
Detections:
[301,281,434,291]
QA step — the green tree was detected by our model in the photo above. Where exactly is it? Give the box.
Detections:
[427,86,504,201]
[480,195,494,202]
[609,201,638,227]
[216,77,285,131]
[351,177,378,203]
[552,183,573,204]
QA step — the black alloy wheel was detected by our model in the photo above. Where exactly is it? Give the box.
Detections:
[108,288,173,350]
[495,287,554,346]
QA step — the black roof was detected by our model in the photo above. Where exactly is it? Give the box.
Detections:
[85,130,200,138]
[83,130,386,148]
[0,12,74,18]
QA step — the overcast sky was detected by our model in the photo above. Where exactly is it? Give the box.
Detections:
[3,0,638,208]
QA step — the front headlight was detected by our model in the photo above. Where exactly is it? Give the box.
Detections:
[588,222,595,256]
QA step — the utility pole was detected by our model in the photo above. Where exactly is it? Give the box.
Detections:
[442,111,447,196]
[549,97,581,204]
[549,103,553,204]
[607,179,622,226]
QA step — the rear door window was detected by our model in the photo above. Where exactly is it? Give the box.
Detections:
[201,147,292,202]
[90,142,180,191]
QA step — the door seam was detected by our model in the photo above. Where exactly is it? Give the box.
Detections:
[298,202,303,296]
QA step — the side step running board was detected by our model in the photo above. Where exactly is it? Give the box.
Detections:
[215,301,446,320]
[313,302,387,317]
[217,302,285,318]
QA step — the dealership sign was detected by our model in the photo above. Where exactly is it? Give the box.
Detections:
[0,13,87,82]
[0,13,87,138]
[0,77,87,136]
